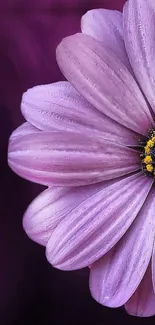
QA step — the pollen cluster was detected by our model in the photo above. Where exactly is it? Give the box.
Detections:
[141,131,155,175]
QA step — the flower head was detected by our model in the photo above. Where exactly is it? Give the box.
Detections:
[8,0,155,317]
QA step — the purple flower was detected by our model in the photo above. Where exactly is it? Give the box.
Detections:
[8,0,155,317]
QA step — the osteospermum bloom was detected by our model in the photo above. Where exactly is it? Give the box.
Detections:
[8,0,155,317]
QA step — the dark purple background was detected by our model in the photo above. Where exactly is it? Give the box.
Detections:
[0,1,155,324]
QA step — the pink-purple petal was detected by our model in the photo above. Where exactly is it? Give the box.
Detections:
[23,182,110,246]
[89,187,155,307]
[125,264,155,317]
[56,33,153,135]
[21,81,138,146]
[123,0,155,114]
[81,9,131,69]
[8,130,140,187]
[151,225,155,293]
[23,187,71,246]
[10,122,40,139]
[46,173,152,270]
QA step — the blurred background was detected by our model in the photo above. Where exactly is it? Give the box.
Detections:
[1,1,154,324]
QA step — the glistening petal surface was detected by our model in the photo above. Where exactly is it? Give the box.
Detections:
[46,173,152,270]
[8,131,140,187]
[56,33,153,135]
[90,187,155,307]
[81,9,131,69]
[125,264,155,317]
[21,81,138,146]
[23,181,113,246]
[150,223,155,292]
[123,0,155,114]
[10,122,40,139]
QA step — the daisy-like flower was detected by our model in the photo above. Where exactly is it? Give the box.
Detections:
[8,0,155,317]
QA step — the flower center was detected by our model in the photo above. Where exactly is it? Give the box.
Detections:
[141,131,155,175]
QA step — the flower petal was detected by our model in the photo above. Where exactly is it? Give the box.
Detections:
[56,33,153,135]
[89,187,155,307]
[125,264,155,317]
[46,173,152,270]
[10,122,40,139]
[123,0,155,114]
[22,81,138,146]
[8,130,140,187]
[81,9,131,69]
[151,222,155,293]
[23,180,115,246]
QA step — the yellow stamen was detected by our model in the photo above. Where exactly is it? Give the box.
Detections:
[145,146,150,154]
[144,155,152,164]
[152,137,155,143]
[146,164,153,172]
[147,140,154,148]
